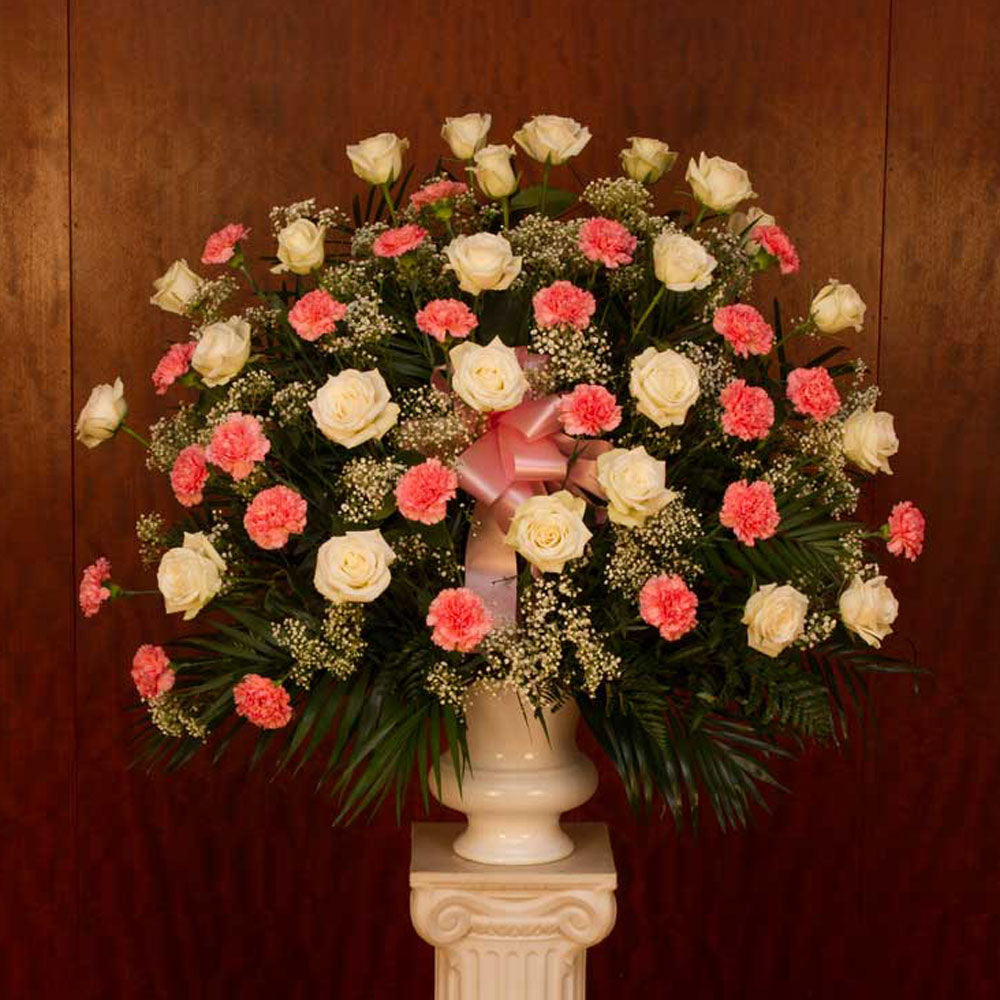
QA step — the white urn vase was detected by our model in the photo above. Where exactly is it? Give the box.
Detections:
[433,682,598,866]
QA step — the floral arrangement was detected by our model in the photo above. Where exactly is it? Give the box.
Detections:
[77,113,923,827]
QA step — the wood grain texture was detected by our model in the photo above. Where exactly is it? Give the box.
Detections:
[0,2,75,995]
[2,0,991,995]
[866,0,1000,992]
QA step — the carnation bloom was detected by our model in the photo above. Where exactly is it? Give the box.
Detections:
[559,384,622,436]
[712,304,774,357]
[720,480,781,546]
[786,367,841,421]
[79,557,112,618]
[639,575,699,641]
[532,280,596,330]
[719,379,775,441]
[232,674,292,729]
[886,501,925,561]
[754,224,800,274]
[578,217,638,269]
[288,289,348,342]
[151,341,196,394]
[395,459,458,525]
[426,588,492,652]
[415,298,478,342]
[373,224,428,258]
[243,485,308,549]
[170,444,209,507]
[201,222,250,265]
[205,413,271,480]
[410,179,468,209]
[131,644,175,700]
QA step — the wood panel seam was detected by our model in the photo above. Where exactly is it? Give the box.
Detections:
[67,0,81,987]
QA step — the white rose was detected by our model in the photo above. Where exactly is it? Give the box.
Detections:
[842,408,899,475]
[596,446,676,528]
[449,337,527,413]
[272,218,326,275]
[630,347,700,427]
[473,144,518,199]
[314,529,395,604]
[441,113,491,159]
[513,114,591,165]
[620,137,677,183]
[504,490,592,574]
[652,232,717,292]
[728,206,776,253]
[157,532,226,620]
[150,259,202,315]
[310,369,399,448]
[346,132,409,185]
[742,583,809,658]
[685,152,756,213]
[839,575,898,648]
[191,317,251,387]
[75,377,128,448]
[444,232,522,295]
[810,280,867,333]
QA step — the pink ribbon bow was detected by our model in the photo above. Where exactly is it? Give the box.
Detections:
[456,395,609,623]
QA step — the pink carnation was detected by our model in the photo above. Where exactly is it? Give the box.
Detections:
[755,224,800,275]
[131,644,175,700]
[411,180,468,209]
[243,485,308,549]
[426,588,492,652]
[373,224,428,258]
[201,222,250,265]
[719,379,775,441]
[415,298,478,342]
[578,217,638,269]
[559,384,622,436]
[205,413,271,480]
[712,304,774,358]
[79,557,112,618]
[533,281,596,331]
[233,674,292,729]
[151,341,196,394]
[887,501,925,562]
[170,444,209,507]
[720,480,781,547]
[395,459,458,525]
[288,289,348,342]
[786,367,841,422]
[639,575,699,641]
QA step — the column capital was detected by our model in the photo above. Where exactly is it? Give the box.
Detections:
[410,822,617,1000]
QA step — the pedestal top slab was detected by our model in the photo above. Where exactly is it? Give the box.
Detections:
[410,822,616,890]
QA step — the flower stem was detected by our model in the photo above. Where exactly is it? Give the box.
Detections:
[380,183,397,224]
[633,286,665,336]
[120,423,150,448]
[239,263,266,300]
[540,161,552,215]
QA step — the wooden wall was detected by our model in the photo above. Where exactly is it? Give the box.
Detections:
[1,0,997,995]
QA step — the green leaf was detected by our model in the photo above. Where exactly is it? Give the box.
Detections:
[509,184,575,217]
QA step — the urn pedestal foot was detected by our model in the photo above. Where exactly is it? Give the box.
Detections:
[410,822,617,1000]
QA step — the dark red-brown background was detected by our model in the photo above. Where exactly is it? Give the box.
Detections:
[2,0,998,996]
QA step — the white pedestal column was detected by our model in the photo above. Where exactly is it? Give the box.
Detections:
[410,822,617,1000]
